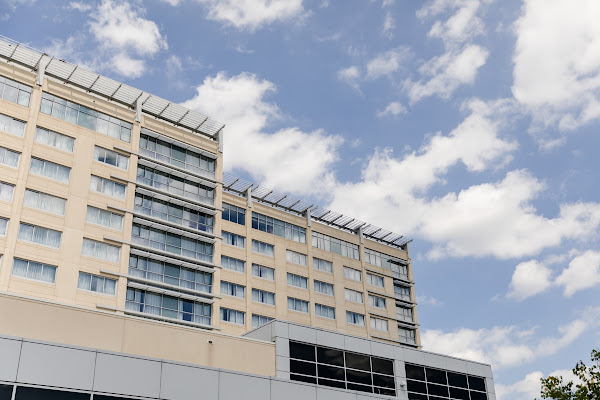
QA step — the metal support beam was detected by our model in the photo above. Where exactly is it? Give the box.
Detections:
[357,226,364,244]
[135,93,147,123]
[246,187,252,208]
[217,129,224,153]
[36,55,51,86]
[305,208,311,227]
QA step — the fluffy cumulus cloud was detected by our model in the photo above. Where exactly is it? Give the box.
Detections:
[404,0,490,103]
[47,0,168,78]
[181,72,342,194]
[421,316,592,369]
[513,0,600,134]
[337,66,361,90]
[366,47,408,80]
[195,0,305,31]
[555,251,600,297]
[327,98,600,259]
[495,369,579,400]
[507,260,552,300]
[506,250,600,300]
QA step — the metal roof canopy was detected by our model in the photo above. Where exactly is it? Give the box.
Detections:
[222,173,408,249]
[0,36,224,140]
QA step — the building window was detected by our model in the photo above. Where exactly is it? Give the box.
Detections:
[394,283,411,301]
[288,297,309,313]
[139,132,216,174]
[0,75,32,106]
[251,212,306,244]
[343,266,362,282]
[398,327,416,344]
[221,255,245,273]
[131,223,213,262]
[252,314,273,328]
[289,341,396,396]
[312,231,360,260]
[313,257,332,273]
[30,157,71,183]
[314,280,334,296]
[136,165,214,205]
[86,206,123,230]
[90,175,126,199]
[0,181,14,202]
[370,317,389,332]
[405,363,488,400]
[0,217,7,236]
[34,127,75,152]
[220,307,245,325]
[23,189,66,215]
[252,239,274,257]
[315,304,335,319]
[18,223,62,248]
[129,255,212,293]
[0,146,19,168]
[368,294,386,309]
[252,288,276,305]
[345,288,364,304]
[77,272,117,296]
[11,258,57,283]
[134,193,213,234]
[222,203,245,225]
[396,306,413,323]
[346,311,365,326]
[126,288,211,325]
[367,273,384,288]
[252,264,274,280]
[81,238,120,263]
[0,113,26,137]
[40,92,132,142]
[286,249,307,266]
[365,248,408,280]
[222,231,245,248]
[287,273,308,289]
[220,281,245,298]
[93,146,129,170]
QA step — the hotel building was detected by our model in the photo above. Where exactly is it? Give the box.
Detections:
[0,36,496,400]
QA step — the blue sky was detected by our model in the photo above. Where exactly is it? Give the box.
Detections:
[3,0,600,397]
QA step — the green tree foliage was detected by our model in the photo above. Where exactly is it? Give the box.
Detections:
[539,349,600,400]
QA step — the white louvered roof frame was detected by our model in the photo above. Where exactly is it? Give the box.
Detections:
[0,36,224,140]
[222,173,410,249]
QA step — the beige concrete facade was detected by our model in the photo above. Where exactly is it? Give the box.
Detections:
[0,58,419,351]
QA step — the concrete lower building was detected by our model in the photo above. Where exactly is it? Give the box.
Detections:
[0,35,495,399]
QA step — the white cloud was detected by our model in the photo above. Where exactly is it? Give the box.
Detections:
[195,0,305,31]
[327,97,600,259]
[405,44,488,103]
[406,0,490,103]
[382,11,395,39]
[513,0,600,133]
[109,52,145,79]
[555,251,600,297]
[376,102,407,118]
[507,260,553,301]
[160,0,181,5]
[416,295,442,306]
[421,317,590,369]
[496,368,581,400]
[67,1,92,11]
[181,72,342,194]
[90,0,167,56]
[337,66,361,90]
[366,48,407,79]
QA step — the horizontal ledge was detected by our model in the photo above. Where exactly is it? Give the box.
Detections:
[96,304,219,331]
[138,128,219,160]
[103,236,218,269]
[136,157,218,188]
[126,281,215,304]
[100,269,220,299]
[132,216,216,244]
[133,186,218,216]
